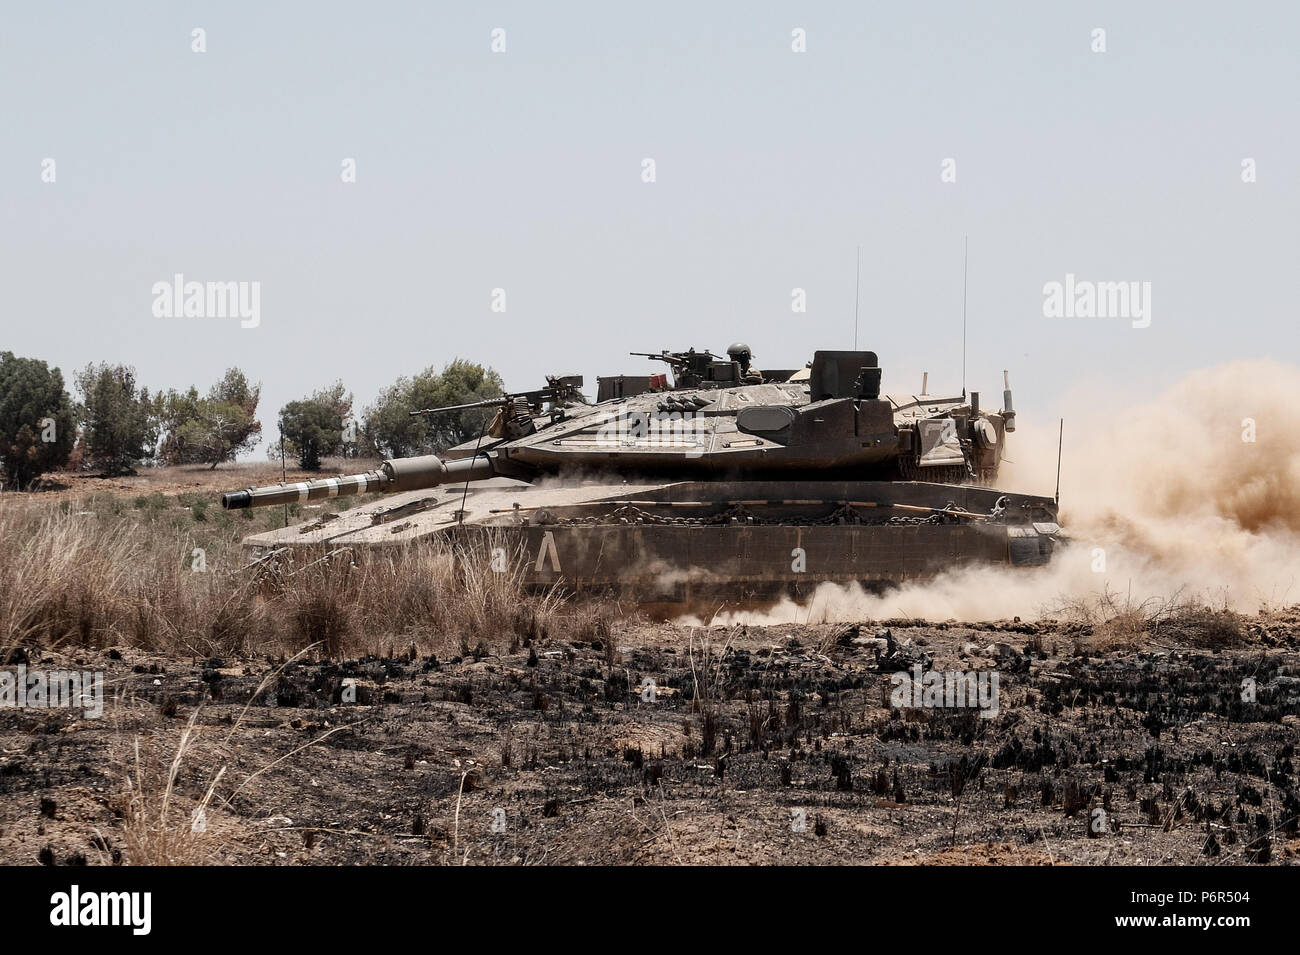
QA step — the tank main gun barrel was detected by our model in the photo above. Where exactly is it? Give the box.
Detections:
[220,454,496,510]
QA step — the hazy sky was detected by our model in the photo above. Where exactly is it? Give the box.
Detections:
[4,1,1297,460]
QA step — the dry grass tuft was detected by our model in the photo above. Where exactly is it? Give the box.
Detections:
[1048,586,1245,651]
[0,493,569,661]
[118,709,226,865]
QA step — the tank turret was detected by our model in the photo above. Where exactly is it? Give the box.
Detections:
[223,349,1015,510]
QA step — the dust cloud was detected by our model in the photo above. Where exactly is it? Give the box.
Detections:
[697,360,1300,625]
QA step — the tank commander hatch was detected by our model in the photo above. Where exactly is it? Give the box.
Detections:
[728,342,763,385]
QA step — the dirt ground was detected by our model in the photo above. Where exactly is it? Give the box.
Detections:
[4,614,1299,866]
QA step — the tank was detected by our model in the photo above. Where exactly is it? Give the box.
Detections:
[221,348,1060,606]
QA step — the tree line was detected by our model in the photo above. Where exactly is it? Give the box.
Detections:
[0,352,504,488]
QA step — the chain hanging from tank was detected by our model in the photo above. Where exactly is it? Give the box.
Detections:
[541,502,967,528]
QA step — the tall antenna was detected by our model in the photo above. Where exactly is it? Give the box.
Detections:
[1055,418,1064,504]
[853,245,861,350]
[961,234,968,398]
[279,422,288,528]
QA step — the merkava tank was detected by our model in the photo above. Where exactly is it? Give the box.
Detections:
[222,346,1061,607]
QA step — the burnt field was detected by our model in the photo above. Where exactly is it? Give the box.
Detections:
[4,614,1299,866]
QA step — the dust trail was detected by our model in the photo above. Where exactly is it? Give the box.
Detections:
[696,360,1300,625]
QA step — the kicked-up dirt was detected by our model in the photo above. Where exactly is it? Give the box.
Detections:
[3,613,1299,866]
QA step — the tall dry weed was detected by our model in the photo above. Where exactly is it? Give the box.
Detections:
[0,495,566,661]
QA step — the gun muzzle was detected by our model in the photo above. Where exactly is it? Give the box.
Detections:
[221,454,496,510]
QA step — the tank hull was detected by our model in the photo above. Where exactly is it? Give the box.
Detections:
[238,479,1060,602]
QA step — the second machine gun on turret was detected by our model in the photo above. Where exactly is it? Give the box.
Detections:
[629,346,761,389]
[408,375,586,440]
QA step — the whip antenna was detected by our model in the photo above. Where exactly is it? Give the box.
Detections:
[1055,418,1064,504]
[853,245,861,350]
[961,234,968,398]
[279,419,288,528]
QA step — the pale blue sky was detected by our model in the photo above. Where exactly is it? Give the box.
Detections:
[3,1,1296,456]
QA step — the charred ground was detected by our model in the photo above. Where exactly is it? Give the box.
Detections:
[4,614,1299,866]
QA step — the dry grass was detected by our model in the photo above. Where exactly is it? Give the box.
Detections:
[117,709,227,865]
[113,649,337,864]
[273,530,566,658]
[0,491,571,663]
[686,627,736,757]
[0,499,237,657]
[1162,602,1246,649]
[1049,586,1245,651]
